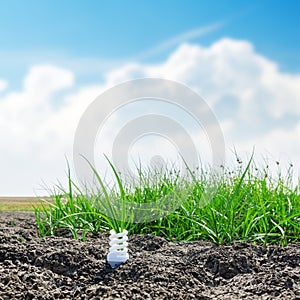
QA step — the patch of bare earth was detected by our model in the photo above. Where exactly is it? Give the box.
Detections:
[0,212,300,299]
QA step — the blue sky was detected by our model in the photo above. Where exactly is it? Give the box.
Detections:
[0,1,299,195]
[0,0,299,80]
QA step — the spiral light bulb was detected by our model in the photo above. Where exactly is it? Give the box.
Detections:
[107,229,129,268]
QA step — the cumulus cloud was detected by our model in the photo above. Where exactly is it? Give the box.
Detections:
[0,65,75,194]
[0,38,299,195]
[0,79,7,92]
[0,65,74,150]
[105,38,300,142]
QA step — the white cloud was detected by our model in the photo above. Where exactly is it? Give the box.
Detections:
[0,38,299,195]
[24,64,74,96]
[0,65,74,151]
[0,65,76,195]
[105,38,300,139]
[0,79,7,92]
[242,122,300,161]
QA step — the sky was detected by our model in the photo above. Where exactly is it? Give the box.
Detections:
[0,0,299,195]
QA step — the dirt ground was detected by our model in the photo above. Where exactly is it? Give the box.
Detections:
[0,212,299,299]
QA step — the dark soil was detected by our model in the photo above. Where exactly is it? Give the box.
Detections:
[0,212,300,299]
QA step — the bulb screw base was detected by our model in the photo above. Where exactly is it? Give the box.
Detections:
[107,229,129,268]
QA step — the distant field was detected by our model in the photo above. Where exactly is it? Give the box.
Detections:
[0,197,51,212]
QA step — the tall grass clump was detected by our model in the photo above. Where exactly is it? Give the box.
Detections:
[34,156,300,246]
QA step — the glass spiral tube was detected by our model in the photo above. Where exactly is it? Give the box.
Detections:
[107,229,129,268]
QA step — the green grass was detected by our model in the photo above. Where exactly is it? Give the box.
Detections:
[34,156,300,246]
